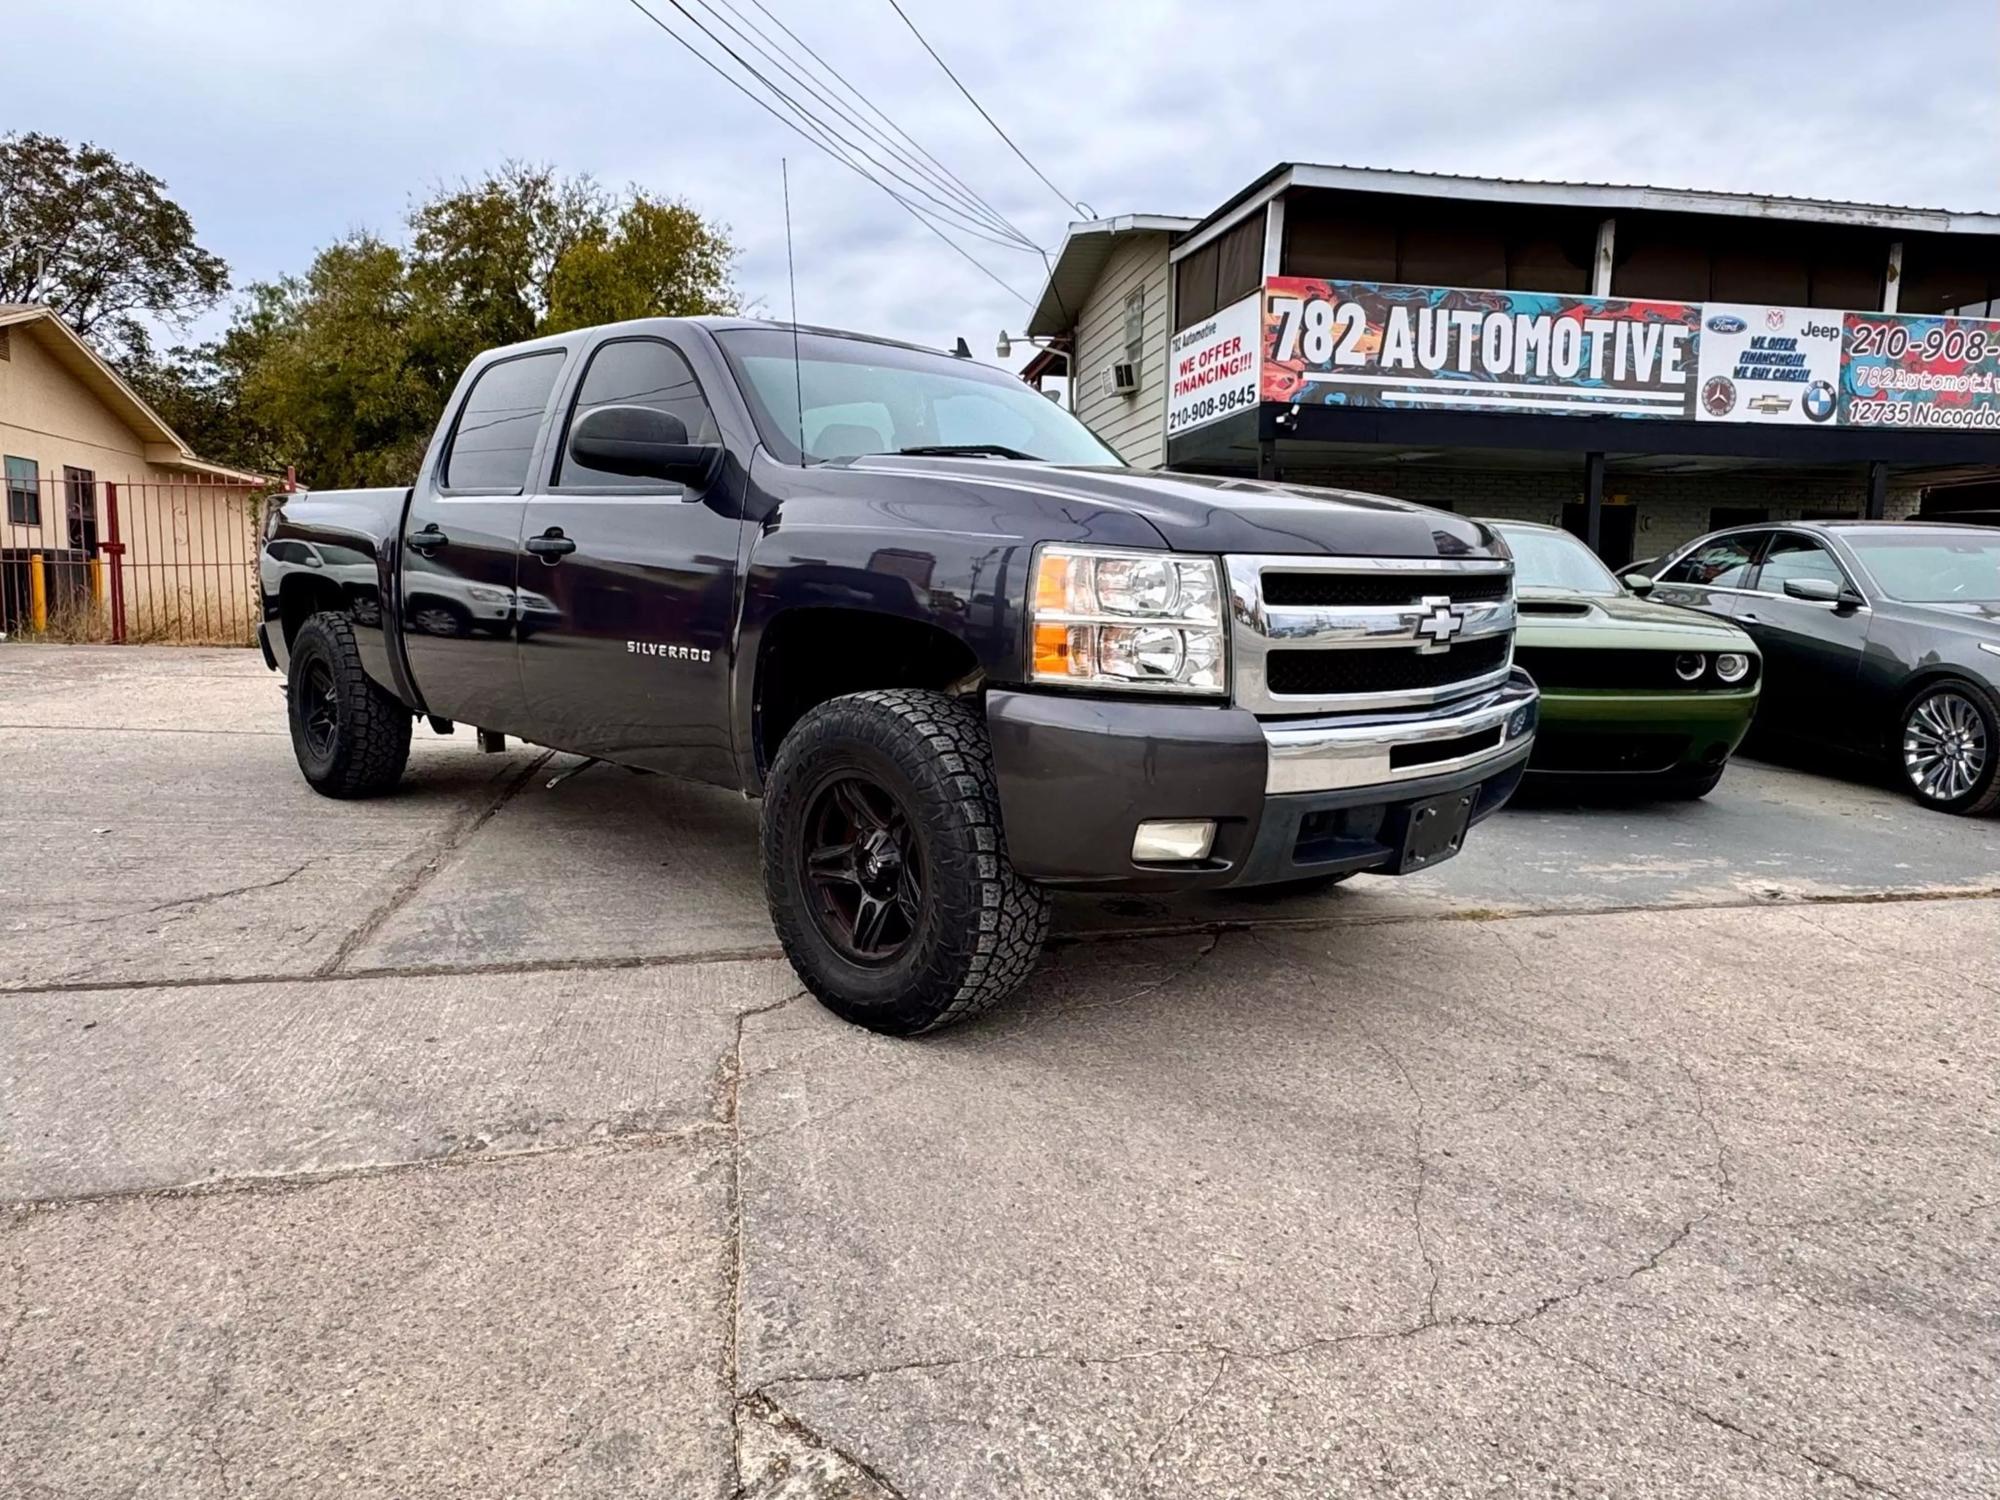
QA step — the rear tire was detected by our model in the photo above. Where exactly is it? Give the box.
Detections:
[287,612,412,799]
[762,689,1050,1035]
[1898,680,2000,816]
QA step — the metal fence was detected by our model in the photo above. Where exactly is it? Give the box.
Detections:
[1,474,268,646]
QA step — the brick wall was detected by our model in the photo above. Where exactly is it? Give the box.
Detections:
[1281,464,1924,558]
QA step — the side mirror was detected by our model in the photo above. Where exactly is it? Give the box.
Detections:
[1622,572,1655,595]
[569,404,720,488]
[1782,577,1841,604]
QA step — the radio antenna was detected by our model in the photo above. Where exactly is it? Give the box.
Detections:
[781,157,806,466]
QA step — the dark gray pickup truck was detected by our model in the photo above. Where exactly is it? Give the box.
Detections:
[259,317,1537,1032]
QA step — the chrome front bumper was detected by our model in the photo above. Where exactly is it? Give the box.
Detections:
[1263,673,1540,794]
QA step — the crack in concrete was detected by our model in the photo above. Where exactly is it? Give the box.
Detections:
[1511,1328,1910,1499]
[736,1391,906,1499]
[314,749,553,977]
[15,862,316,935]
[1247,927,1445,1327]
[3,1123,728,1213]
[725,991,807,1497]
[1672,1054,1736,1198]
[8,884,1995,1001]
[1138,1350,1228,1474]
[0,1257,26,1373]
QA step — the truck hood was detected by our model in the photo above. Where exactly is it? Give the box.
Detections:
[1514,588,1756,651]
[839,456,1505,559]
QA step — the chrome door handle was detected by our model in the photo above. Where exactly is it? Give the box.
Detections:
[524,531,577,560]
[406,526,448,553]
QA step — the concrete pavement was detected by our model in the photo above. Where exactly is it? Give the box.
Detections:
[3,645,1996,1498]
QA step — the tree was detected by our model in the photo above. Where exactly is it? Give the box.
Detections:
[0,132,228,365]
[198,166,735,485]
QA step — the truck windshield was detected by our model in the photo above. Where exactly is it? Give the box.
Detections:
[1494,524,1624,596]
[716,328,1123,468]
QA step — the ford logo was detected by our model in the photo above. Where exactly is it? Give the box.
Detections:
[1706,315,1747,334]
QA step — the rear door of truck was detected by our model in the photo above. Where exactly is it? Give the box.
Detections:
[515,330,744,784]
[400,346,570,732]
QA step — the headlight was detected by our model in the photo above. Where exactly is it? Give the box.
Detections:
[1713,652,1751,684]
[466,586,511,603]
[1030,545,1226,694]
[1674,652,1705,682]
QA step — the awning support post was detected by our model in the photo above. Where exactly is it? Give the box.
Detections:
[1583,451,1607,555]
[1257,439,1279,482]
[1865,461,1889,520]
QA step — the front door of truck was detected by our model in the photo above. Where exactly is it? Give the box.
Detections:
[400,347,569,732]
[517,334,742,783]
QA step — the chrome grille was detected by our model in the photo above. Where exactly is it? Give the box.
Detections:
[1226,554,1516,715]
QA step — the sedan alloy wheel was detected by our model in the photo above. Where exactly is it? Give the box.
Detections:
[1903,688,1992,806]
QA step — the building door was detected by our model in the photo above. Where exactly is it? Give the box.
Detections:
[1561,503,1637,568]
[63,468,97,553]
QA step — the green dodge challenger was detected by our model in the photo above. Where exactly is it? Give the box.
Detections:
[1486,522,1761,798]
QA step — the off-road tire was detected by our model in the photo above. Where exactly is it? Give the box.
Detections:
[762,689,1050,1035]
[288,612,412,799]
[1898,679,2000,816]
[1657,766,1727,801]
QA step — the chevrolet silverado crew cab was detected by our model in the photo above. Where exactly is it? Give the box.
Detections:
[260,318,1537,1034]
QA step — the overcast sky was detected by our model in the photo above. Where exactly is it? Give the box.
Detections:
[14,0,2000,364]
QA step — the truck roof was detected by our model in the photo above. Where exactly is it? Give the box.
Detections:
[479,315,957,364]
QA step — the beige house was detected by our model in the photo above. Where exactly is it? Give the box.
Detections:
[0,303,268,642]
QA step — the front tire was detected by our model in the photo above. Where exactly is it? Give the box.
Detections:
[762,689,1050,1035]
[287,612,412,799]
[1899,680,2000,816]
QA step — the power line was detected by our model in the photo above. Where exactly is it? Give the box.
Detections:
[737,0,1034,248]
[617,0,1031,304]
[682,0,1035,250]
[883,0,1084,217]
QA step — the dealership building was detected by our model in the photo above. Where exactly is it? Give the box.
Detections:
[1024,164,2000,564]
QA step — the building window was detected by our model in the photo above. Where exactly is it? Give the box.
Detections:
[5,456,39,526]
[1124,287,1145,365]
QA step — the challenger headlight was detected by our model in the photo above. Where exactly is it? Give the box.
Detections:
[1030,545,1226,694]
[1713,652,1751,684]
[1674,652,1706,682]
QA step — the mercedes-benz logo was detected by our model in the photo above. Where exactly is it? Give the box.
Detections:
[1415,596,1464,654]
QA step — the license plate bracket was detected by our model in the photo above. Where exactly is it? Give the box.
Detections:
[1397,790,1475,873]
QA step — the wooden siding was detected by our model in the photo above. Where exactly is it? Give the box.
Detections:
[1070,234,1173,469]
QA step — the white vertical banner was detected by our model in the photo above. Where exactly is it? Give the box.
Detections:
[1166,293,1262,437]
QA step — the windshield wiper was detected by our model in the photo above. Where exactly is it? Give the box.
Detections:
[894,444,1041,461]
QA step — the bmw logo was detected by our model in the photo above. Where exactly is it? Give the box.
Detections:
[1706,314,1747,334]
[1802,380,1837,423]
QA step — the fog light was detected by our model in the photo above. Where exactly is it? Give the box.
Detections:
[1132,819,1216,862]
[1507,706,1532,739]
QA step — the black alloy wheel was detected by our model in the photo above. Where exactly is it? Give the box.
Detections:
[801,773,926,964]
[301,658,340,757]
[1900,682,2000,815]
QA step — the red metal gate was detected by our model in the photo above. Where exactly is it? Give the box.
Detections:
[1,473,268,646]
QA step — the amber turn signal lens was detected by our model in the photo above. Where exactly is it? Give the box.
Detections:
[1034,553,1071,614]
[1032,622,1073,677]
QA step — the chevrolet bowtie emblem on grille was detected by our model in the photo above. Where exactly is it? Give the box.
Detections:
[1414,596,1465,654]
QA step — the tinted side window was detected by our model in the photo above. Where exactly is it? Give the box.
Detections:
[1754,534,1846,592]
[1660,532,1764,588]
[558,339,719,487]
[443,351,565,491]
